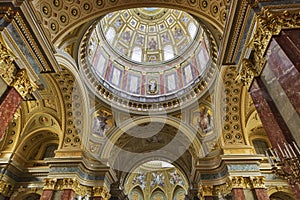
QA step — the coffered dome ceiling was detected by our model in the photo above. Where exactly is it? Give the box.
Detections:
[80,7,217,112]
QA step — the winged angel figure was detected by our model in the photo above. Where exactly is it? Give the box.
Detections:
[92,110,112,136]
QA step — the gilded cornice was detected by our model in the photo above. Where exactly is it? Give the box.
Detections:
[93,186,111,199]
[0,180,14,197]
[237,8,300,88]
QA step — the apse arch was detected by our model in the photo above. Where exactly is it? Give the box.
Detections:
[99,115,204,171]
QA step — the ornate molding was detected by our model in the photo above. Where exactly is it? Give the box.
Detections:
[93,186,110,199]
[11,69,37,100]
[198,185,213,198]
[0,180,14,197]
[250,176,266,189]
[238,8,300,88]
[236,58,263,89]
[43,178,57,190]
[227,176,246,189]
[0,41,16,86]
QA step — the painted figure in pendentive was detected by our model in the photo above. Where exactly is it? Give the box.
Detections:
[197,107,213,133]
[92,110,112,136]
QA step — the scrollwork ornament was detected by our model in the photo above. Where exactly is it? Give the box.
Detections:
[11,69,37,99]
[0,42,16,86]
[93,186,111,199]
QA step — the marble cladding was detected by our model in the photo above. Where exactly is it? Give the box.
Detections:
[0,87,22,140]
[249,78,291,148]
[253,188,270,200]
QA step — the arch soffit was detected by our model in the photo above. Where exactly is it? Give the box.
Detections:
[32,0,229,44]
[20,113,63,145]
[100,115,203,160]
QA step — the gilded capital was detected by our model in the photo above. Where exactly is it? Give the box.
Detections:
[0,41,16,86]
[236,58,263,89]
[247,9,300,84]
[11,69,37,99]
[227,176,245,189]
[61,178,79,190]
[43,178,57,190]
[93,186,111,199]
[0,180,14,197]
[250,176,266,189]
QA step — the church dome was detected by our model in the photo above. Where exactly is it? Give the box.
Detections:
[80,7,217,112]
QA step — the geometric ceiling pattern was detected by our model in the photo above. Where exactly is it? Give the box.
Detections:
[100,8,199,64]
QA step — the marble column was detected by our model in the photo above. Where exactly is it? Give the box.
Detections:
[60,189,75,200]
[249,77,294,148]
[40,190,54,200]
[231,188,246,200]
[273,29,300,72]
[266,37,300,115]
[0,86,22,140]
[253,188,270,200]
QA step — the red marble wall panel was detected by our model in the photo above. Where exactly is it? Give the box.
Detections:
[0,87,22,140]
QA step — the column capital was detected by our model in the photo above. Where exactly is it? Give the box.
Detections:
[198,185,213,198]
[11,69,37,99]
[227,176,246,189]
[250,176,266,189]
[93,186,111,200]
[43,178,57,190]
[0,180,14,197]
[237,8,300,88]
[0,41,16,86]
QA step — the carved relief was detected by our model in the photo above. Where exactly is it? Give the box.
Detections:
[0,41,16,86]
[11,69,38,99]
[240,9,300,87]
[93,186,110,199]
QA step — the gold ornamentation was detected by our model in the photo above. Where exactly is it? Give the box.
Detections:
[43,178,57,190]
[11,69,38,99]
[0,180,14,197]
[227,176,245,189]
[198,185,213,198]
[244,9,300,87]
[0,41,16,86]
[250,176,265,189]
[236,58,263,89]
[93,186,110,199]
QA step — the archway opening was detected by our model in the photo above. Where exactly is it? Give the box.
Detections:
[125,160,188,200]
